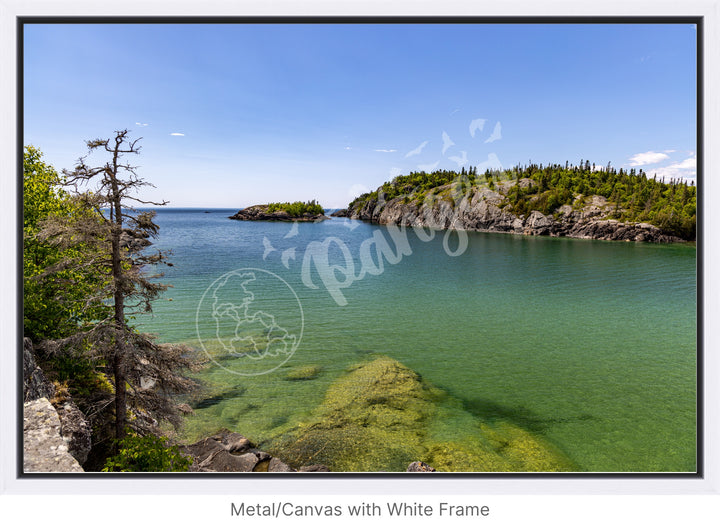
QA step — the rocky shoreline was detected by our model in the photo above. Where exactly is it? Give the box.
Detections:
[229,205,327,222]
[179,429,436,473]
[179,429,326,472]
[22,337,439,473]
[344,184,685,243]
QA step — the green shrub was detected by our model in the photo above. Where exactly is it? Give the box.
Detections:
[23,146,111,340]
[44,354,113,400]
[266,200,324,217]
[102,430,192,472]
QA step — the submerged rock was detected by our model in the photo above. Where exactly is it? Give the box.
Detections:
[284,365,322,381]
[266,356,577,472]
[177,403,194,416]
[189,385,246,409]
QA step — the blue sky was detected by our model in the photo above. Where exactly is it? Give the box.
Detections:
[24,23,697,208]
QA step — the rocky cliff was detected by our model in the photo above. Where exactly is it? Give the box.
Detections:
[23,338,92,471]
[347,183,684,243]
[24,398,85,472]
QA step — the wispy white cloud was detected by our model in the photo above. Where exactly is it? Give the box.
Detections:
[135,122,149,127]
[388,167,403,178]
[484,122,502,143]
[344,146,352,150]
[374,149,397,153]
[469,118,486,138]
[651,156,697,183]
[405,141,429,158]
[442,131,455,155]
[628,151,669,166]
[450,108,460,116]
[170,132,185,136]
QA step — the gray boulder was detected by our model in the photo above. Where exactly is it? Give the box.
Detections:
[406,461,436,472]
[184,436,225,466]
[183,431,304,472]
[23,338,92,465]
[298,464,331,472]
[268,457,296,472]
[184,434,265,472]
[198,449,260,472]
[219,431,253,454]
[24,398,84,472]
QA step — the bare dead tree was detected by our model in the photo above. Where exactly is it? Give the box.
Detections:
[39,129,200,441]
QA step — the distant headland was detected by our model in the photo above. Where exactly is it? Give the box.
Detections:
[336,163,695,243]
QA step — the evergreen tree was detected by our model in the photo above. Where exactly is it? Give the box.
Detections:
[37,130,200,441]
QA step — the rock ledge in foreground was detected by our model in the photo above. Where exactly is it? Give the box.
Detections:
[24,398,84,473]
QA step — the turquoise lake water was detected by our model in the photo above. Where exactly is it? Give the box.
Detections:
[135,208,697,472]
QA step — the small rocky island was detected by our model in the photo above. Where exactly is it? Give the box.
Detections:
[229,200,327,222]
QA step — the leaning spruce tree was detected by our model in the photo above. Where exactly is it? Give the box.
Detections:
[38,129,199,442]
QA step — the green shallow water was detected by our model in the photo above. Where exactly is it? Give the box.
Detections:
[136,209,697,472]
